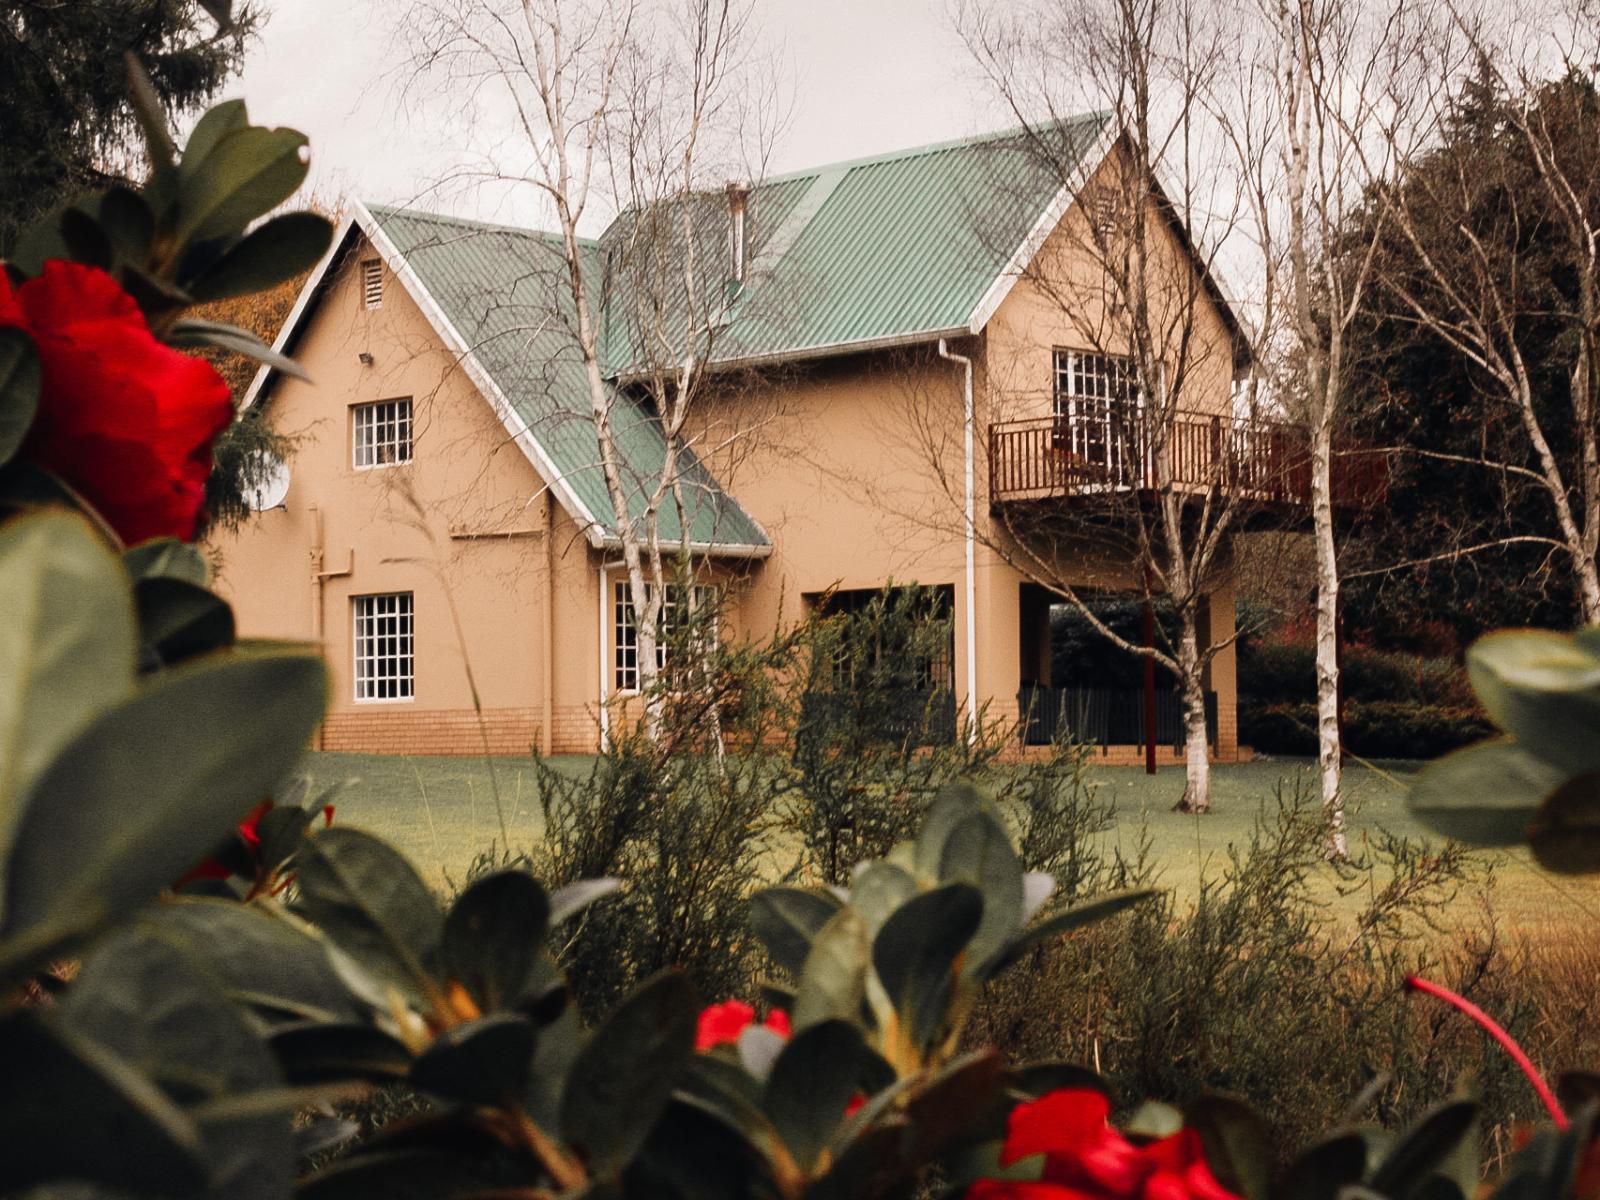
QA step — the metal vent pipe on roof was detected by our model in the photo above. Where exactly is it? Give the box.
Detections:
[725,181,749,287]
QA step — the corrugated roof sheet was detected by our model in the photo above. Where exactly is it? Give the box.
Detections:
[601,113,1110,367]
[367,205,769,550]
[361,114,1111,548]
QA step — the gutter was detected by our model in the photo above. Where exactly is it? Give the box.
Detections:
[938,338,978,747]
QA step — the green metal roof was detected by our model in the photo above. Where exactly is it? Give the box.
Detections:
[366,205,770,551]
[352,115,1112,549]
[600,113,1111,368]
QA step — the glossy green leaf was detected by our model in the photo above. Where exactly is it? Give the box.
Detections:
[872,883,982,1050]
[149,898,362,1025]
[98,186,155,262]
[548,876,621,927]
[0,1012,204,1194]
[0,513,134,856]
[299,1147,536,1200]
[763,1019,867,1172]
[268,1022,413,1085]
[186,211,332,301]
[1468,630,1600,774]
[751,885,843,977]
[1408,739,1566,845]
[987,888,1160,976]
[941,811,1024,978]
[793,906,869,1032]
[2,650,325,941]
[176,125,310,245]
[60,926,293,1200]
[180,100,249,181]
[1528,773,1600,874]
[914,782,989,880]
[60,206,112,269]
[411,1013,535,1106]
[441,869,549,1011]
[1278,1133,1370,1200]
[560,970,697,1179]
[123,538,210,586]
[632,1093,775,1200]
[1370,1100,1477,1199]
[902,1049,1006,1161]
[167,317,312,380]
[1185,1095,1273,1200]
[293,827,445,1008]
[0,326,40,465]
[9,202,71,276]
[849,862,918,936]
[135,576,236,666]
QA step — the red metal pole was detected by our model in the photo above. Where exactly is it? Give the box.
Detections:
[1144,590,1158,775]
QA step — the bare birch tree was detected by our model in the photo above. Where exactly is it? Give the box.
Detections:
[402,0,775,736]
[1249,0,1419,856]
[957,0,1274,812]
[1352,6,1600,625]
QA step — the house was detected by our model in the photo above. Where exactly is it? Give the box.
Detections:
[215,115,1307,759]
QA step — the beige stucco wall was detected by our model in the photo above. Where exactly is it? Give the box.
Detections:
[211,236,604,754]
[213,153,1244,759]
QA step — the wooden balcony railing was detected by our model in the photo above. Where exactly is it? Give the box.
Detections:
[988,409,1374,508]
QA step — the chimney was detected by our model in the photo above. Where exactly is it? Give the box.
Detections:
[725,180,749,292]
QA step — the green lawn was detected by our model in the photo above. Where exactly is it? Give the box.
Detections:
[297,751,1600,932]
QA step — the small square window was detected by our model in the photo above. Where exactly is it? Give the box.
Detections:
[352,398,412,469]
[361,258,383,309]
[354,592,414,701]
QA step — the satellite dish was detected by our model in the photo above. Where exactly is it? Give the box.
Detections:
[245,452,291,512]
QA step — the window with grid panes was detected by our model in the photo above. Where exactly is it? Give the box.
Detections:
[352,398,412,468]
[353,593,414,701]
[1052,350,1142,473]
[613,582,718,692]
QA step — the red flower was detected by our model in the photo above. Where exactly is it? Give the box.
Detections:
[0,260,233,545]
[967,1090,1239,1200]
[695,1000,792,1051]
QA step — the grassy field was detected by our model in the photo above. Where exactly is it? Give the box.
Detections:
[296,751,1600,932]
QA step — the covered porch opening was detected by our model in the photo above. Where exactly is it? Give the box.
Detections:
[1017,583,1218,752]
[802,583,958,745]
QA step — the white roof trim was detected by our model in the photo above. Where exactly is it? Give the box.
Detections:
[962,121,1120,336]
[237,212,354,413]
[243,201,610,548]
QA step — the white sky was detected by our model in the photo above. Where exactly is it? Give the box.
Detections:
[232,0,1014,232]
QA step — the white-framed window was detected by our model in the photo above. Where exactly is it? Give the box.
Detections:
[613,581,719,693]
[353,592,414,702]
[361,258,384,309]
[352,398,412,469]
[1052,349,1144,476]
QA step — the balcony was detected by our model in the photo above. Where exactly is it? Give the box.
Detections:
[988,406,1372,510]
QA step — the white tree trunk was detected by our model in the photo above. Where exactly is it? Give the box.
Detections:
[1176,612,1211,813]
[1310,418,1345,858]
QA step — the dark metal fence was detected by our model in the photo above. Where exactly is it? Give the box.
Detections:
[800,688,959,747]
[1019,684,1217,749]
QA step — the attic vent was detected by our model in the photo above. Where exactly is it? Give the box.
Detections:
[361,258,383,310]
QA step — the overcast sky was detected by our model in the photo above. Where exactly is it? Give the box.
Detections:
[232,0,1014,231]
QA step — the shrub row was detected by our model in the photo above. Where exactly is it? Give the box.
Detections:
[1240,698,1495,758]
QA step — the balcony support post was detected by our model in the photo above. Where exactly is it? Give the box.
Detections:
[1143,573,1158,775]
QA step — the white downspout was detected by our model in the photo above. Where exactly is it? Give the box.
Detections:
[598,562,610,748]
[938,338,978,746]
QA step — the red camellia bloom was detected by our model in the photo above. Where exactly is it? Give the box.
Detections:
[0,260,233,545]
[967,1090,1239,1200]
[694,1000,792,1051]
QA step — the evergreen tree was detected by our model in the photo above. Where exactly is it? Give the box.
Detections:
[0,1,261,253]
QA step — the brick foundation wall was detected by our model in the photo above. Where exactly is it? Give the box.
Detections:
[318,705,599,756]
